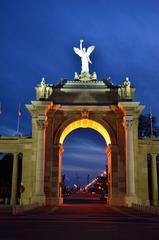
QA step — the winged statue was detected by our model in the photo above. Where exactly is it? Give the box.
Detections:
[73,40,95,73]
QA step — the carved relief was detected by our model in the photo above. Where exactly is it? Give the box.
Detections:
[37,119,46,130]
[126,119,133,129]
[81,110,89,119]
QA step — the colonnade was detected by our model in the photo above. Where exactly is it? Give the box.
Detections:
[0,152,20,206]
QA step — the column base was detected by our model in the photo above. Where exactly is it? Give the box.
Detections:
[124,194,138,206]
[152,199,159,207]
[32,194,46,206]
[10,198,17,206]
[136,197,150,206]
[50,197,63,206]
[45,197,55,207]
[108,195,126,206]
[20,197,32,206]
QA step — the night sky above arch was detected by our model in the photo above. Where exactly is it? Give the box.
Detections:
[0,0,159,186]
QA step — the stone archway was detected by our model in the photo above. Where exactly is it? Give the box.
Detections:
[42,106,127,207]
[25,77,145,207]
[1,39,159,207]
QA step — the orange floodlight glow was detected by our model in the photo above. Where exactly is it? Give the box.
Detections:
[59,119,111,145]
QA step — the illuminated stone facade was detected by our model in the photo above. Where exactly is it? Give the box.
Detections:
[0,77,159,207]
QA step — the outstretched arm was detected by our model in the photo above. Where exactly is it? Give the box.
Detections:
[80,39,84,51]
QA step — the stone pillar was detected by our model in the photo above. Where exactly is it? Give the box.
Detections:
[125,116,136,205]
[10,153,18,205]
[34,119,46,205]
[151,153,158,206]
[106,146,112,205]
[52,144,64,206]
[106,144,125,206]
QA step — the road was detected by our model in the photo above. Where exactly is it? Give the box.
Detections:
[0,194,159,240]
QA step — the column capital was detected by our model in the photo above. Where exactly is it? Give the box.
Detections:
[122,116,133,129]
[119,102,145,116]
[125,115,133,120]
[53,144,64,152]
[59,145,64,154]
[106,144,119,154]
[37,119,46,130]
[151,153,157,158]
[125,116,133,128]
[126,120,133,128]
[12,152,18,159]
[106,145,111,155]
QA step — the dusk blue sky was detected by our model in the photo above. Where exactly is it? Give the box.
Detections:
[0,0,159,186]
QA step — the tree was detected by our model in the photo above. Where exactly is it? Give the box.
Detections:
[138,114,159,138]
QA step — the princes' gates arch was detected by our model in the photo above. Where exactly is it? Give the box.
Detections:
[0,41,159,207]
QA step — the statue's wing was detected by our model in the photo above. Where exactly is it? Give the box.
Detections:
[73,47,82,57]
[86,46,95,56]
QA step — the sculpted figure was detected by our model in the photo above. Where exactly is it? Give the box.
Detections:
[46,85,52,98]
[36,77,53,100]
[123,77,131,97]
[73,40,95,73]
[40,77,47,98]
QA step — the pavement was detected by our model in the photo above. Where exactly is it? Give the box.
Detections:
[0,194,159,240]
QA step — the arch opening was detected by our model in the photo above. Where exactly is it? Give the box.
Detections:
[58,119,111,204]
[62,128,107,187]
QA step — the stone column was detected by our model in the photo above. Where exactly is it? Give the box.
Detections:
[34,119,46,205]
[151,153,158,206]
[10,153,18,205]
[106,146,112,205]
[58,145,64,201]
[125,116,136,205]
[52,144,64,206]
[106,144,125,206]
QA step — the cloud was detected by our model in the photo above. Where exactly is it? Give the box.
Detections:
[62,133,107,174]
[63,152,106,163]
[64,135,106,152]
[62,164,104,187]
[65,141,106,153]
[62,164,101,173]
[0,126,22,136]
[63,136,107,165]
